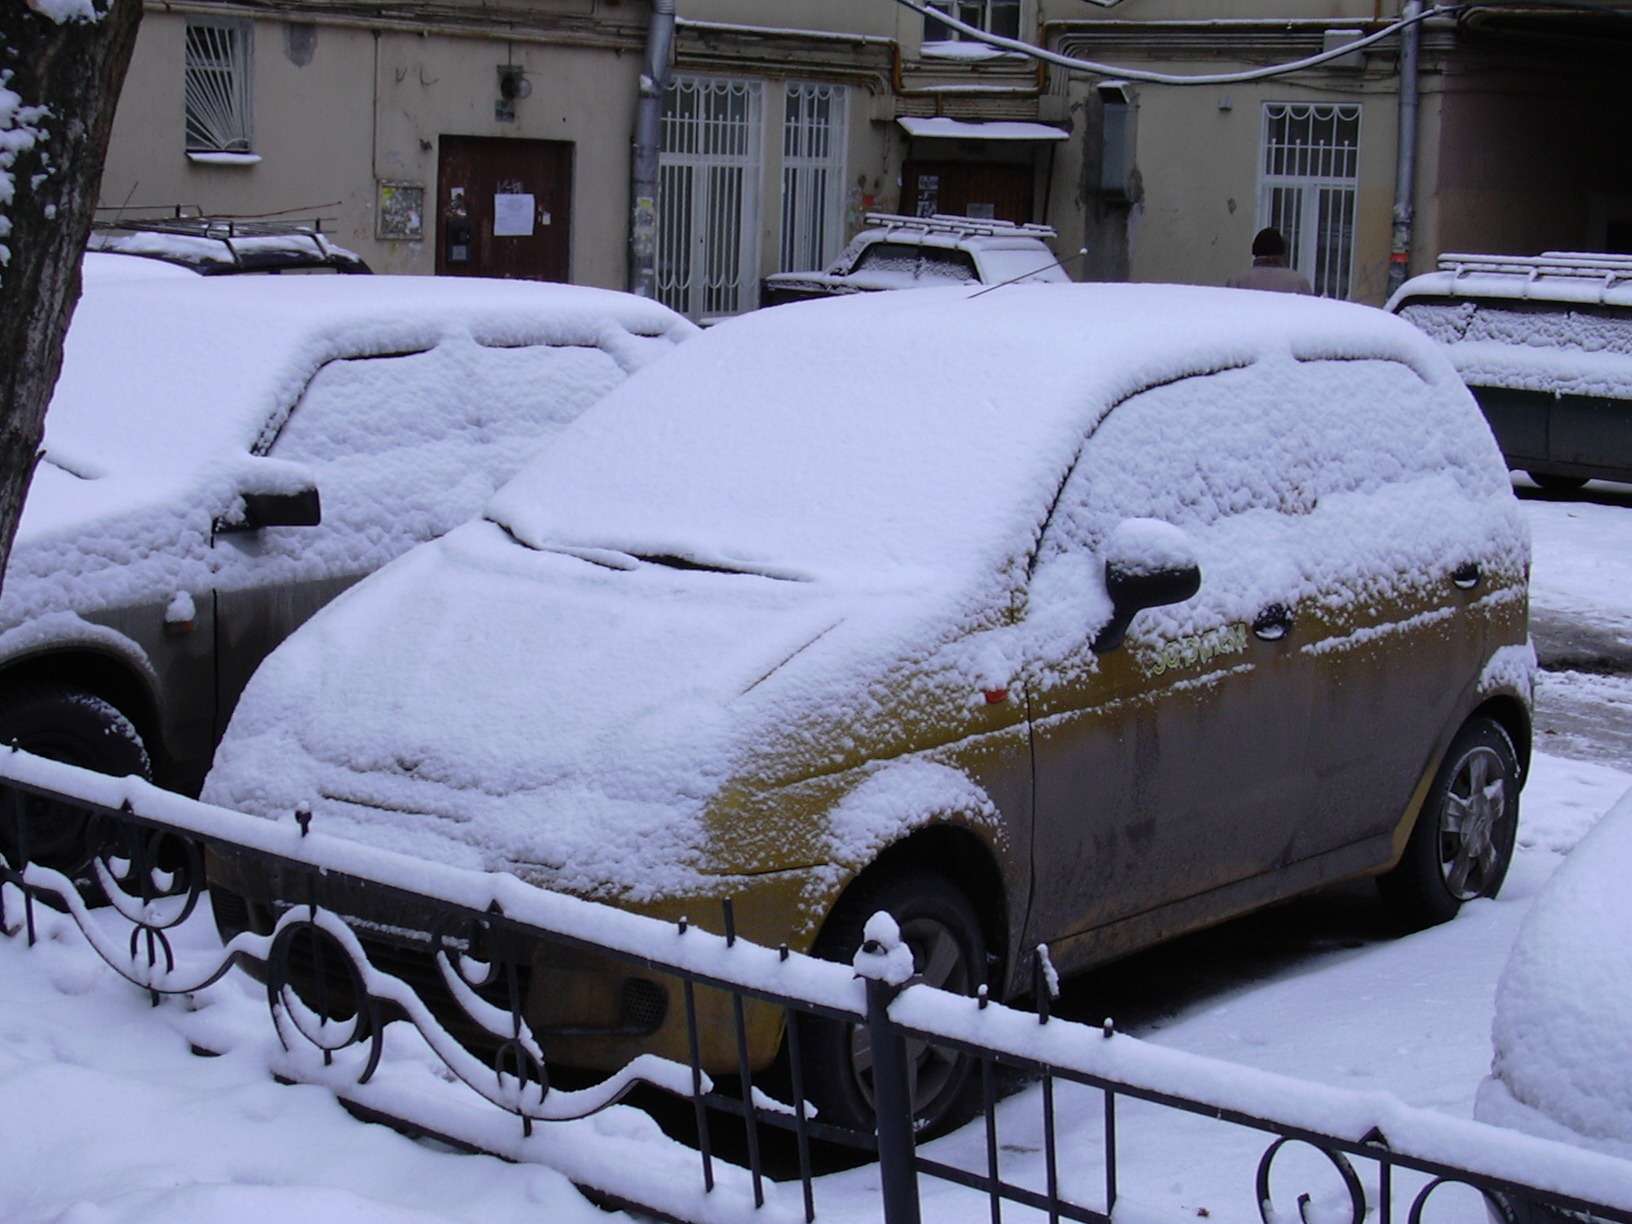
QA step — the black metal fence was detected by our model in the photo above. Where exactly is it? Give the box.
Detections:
[3,748,1631,1224]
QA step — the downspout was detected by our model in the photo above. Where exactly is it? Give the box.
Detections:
[1388,0,1421,298]
[629,0,675,297]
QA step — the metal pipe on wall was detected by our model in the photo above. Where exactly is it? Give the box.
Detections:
[628,0,675,299]
[1388,0,1422,298]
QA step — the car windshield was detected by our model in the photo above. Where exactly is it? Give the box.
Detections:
[852,242,979,285]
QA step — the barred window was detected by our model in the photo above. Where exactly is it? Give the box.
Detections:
[658,75,765,319]
[1257,103,1361,299]
[780,83,848,274]
[924,1,1021,41]
[185,18,254,154]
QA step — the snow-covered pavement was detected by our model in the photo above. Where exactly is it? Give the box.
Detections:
[1,485,1629,1224]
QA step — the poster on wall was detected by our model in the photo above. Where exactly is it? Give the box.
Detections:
[494,192,536,237]
[915,175,940,218]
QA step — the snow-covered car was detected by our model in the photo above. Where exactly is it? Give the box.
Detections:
[0,259,693,869]
[205,284,1532,1135]
[760,212,1067,306]
[1388,252,1632,492]
[1476,784,1632,1219]
[87,217,372,275]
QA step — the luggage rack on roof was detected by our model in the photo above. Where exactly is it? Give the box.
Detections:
[864,211,1058,241]
[89,208,371,275]
[1437,250,1632,286]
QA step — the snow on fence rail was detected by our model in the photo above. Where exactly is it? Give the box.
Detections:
[2,746,1630,1224]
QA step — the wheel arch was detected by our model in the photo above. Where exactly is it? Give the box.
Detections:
[1471,693,1532,780]
[829,821,1012,996]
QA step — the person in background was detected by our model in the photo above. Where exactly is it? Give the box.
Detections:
[1228,227,1315,295]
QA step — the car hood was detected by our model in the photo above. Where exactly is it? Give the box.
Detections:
[204,519,974,900]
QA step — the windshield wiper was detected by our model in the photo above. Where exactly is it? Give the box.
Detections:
[489,521,807,581]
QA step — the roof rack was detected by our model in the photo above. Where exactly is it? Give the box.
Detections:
[88,211,370,275]
[1436,251,1632,286]
[863,211,1058,241]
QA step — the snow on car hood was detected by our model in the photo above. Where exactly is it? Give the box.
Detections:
[1481,783,1632,1157]
[203,519,955,900]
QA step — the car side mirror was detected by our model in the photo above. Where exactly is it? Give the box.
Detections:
[1091,519,1201,655]
[217,487,322,534]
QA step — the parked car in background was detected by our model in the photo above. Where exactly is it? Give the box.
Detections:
[206,283,1531,1137]
[760,212,1067,306]
[1389,252,1632,491]
[87,215,372,275]
[1477,783,1632,1220]
[0,257,693,871]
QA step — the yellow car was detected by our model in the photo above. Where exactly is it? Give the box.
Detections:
[205,283,1532,1134]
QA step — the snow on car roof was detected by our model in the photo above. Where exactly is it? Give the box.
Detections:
[44,273,691,485]
[490,283,1451,588]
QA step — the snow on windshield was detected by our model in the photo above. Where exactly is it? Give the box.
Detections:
[1398,299,1632,399]
[488,284,1454,592]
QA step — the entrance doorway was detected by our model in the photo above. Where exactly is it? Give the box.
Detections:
[436,136,572,281]
[899,160,1033,224]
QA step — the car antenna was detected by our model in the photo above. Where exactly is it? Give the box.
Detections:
[967,247,1090,300]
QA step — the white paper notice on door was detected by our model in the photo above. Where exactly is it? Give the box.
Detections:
[493,192,535,237]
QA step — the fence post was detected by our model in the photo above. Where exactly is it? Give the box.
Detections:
[859,916,922,1224]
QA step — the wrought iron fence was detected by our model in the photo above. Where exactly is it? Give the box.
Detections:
[3,747,1631,1224]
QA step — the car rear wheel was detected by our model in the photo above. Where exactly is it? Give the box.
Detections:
[801,869,987,1137]
[1380,717,1519,929]
[1526,471,1588,494]
[0,687,152,878]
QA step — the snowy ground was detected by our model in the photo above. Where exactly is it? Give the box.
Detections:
[1,480,1629,1224]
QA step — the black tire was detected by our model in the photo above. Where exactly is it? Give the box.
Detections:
[1379,718,1519,930]
[1526,471,1588,494]
[801,870,988,1137]
[0,687,151,875]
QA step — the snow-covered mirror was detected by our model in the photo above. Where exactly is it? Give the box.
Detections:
[1092,518,1201,654]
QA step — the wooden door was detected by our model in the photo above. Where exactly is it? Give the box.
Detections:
[899,160,1033,224]
[437,136,572,281]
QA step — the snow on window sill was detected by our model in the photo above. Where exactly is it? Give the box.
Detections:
[186,151,262,166]
[919,39,1016,62]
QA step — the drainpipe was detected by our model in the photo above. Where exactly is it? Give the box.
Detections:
[629,0,676,298]
[1388,0,1421,299]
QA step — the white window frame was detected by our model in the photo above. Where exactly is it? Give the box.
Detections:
[1256,102,1362,299]
[923,0,1023,41]
[779,83,849,274]
[657,74,764,320]
[184,17,254,155]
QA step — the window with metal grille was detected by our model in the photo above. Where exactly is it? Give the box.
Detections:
[780,83,848,274]
[185,18,253,154]
[658,75,764,320]
[924,1,1022,40]
[1257,103,1361,299]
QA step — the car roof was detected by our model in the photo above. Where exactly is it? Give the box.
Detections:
[489,283,1454,586]
[1386,252,1632,313]
[43,274,693,484]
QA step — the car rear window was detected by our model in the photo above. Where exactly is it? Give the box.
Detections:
[1398,299,1632,357]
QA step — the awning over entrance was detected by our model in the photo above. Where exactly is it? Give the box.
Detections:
[896,116,1070,142]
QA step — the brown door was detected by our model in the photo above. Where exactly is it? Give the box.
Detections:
[437,136,572,281]
[899,160,1033,224]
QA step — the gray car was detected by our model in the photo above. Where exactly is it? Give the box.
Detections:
[0,255,692,867]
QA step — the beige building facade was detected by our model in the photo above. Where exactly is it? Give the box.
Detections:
[98,0,1632,312]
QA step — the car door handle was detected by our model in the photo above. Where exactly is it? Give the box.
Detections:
[1252,603,1294,641]
[1451,562,1481,590]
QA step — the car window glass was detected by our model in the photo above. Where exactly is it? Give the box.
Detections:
[1033,357,1506,636]
[852,242,978,284]
[1399,300,1632,356]
[255,336,626,572]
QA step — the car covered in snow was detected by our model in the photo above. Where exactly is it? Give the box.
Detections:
[760,212,1067,306]
[0,257,692,870]
[205,283,1532,1134]
[1389,252,1632,492]
[1476,783,1632,1218]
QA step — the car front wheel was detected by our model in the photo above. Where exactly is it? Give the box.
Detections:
[802,869,988,1137]
[1380,717,1519,929]
[0,687,152,877]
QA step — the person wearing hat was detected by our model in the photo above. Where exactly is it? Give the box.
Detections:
[1227,227,1314,295]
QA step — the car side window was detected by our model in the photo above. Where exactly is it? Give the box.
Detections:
[256,336,627,570]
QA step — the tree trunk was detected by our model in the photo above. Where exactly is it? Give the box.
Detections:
[0,0,143,600]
